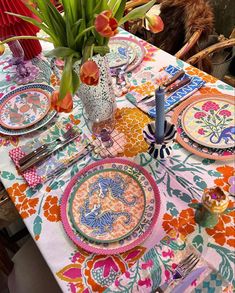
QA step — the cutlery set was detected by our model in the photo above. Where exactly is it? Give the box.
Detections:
[138,69,191,108]
[155,252,201,293]
[18,128,82,173]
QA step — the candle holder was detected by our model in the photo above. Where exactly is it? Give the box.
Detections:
[189,186,232,228]
[143,120,177,160]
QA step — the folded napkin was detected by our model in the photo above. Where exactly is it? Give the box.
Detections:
[105,231,231,293]
[126,65,205,117]
[9,119,91,187]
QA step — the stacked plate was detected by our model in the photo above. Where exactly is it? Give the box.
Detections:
[108,36,146,72]
[0,83,57,136]
[61,158,161,255]
[172,94,235,161]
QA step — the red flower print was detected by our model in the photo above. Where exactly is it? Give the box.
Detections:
[162,249,174,258]
[80,60,99,86]
[138,278,151,288]
[219,110,231,117]
[202,101,220,112]
[194,112,207,119]
[94,10,118,38]
[198,128,205,135]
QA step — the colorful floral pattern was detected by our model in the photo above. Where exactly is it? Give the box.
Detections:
[0,29,234,292]
[57,246,146,292]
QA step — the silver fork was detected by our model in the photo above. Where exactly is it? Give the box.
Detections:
[155,253,200,293]
[18,129,81,172]
[18,128,76,166]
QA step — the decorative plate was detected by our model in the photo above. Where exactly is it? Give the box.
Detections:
[182,97,235,149]
[61,158,161,255]
[172,94,235,161]
[0,87,51,129]
[107,41,129,68]
[108,40,136,68]
[0,84,57,136]
[68,168,146,243]
[110,37,145,72]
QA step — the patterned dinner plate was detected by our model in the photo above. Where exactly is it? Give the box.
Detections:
[182,97,235,149]
[172,94,235,161]
[108,40,136,68]
[0,84,57,136]
[0,85,51,129]
[61,158,161,255]
[110,37,146,72]
[68,168,146,243]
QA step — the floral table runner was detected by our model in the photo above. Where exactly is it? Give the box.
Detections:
[0,29,234,292]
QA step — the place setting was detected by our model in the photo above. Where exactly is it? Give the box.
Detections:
[171,94,235,161]
[0,83,57,136]
[60,158,161,255]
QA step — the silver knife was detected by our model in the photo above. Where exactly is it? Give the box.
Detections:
[18,132,81,173]
[171,266,207,293]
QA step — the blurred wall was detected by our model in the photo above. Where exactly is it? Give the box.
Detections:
[210,0,235,37]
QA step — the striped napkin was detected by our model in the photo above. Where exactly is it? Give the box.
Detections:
[125,65,205,117]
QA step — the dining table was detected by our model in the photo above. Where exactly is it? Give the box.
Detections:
[0,28,234,293]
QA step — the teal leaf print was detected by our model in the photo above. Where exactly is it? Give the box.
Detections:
[160,238,186,251]
[192,235,204,253]
[1,171,15,180]
[26,184,43,198]
[49,180,65,190]
[71,164,79,177]
[193,175,207,189]
[217,84,233,91]
[173,143,183,149]
[139,153,152,166]
[176,59,184,68]
[208,243,235,286]
[166,202,179,216]
[202,158,215,165]
[33,215,42,239]
[125,93,136,104]
[143,249,162,289]
[208,170,221,177]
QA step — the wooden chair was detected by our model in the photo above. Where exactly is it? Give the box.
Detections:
[125,0,215,72]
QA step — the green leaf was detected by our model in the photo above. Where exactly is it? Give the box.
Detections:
[1,171,15,180]
[93,45,110,55]
[119,0,155,25]
[114,0,127,21]
[71,69,80,95]
[220,104,229,109]
[192,235,204,253]
[59,55,73,100]
[45,47,80,58]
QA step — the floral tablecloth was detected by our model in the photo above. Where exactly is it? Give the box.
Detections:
[0,30,234,293]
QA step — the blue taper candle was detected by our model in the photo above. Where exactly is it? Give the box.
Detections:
[155,86,165,144]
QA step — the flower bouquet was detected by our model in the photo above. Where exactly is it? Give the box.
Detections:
[0,0,163,113]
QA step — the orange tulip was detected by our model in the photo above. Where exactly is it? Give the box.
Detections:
[146,15,164,33]
[50,91,73,113]
[80,60,99,86]
[94,10,118,38]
